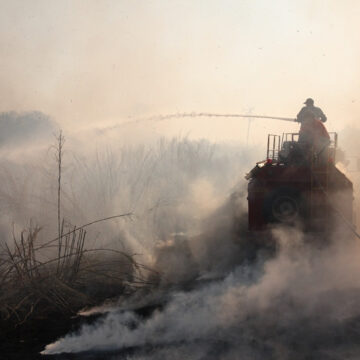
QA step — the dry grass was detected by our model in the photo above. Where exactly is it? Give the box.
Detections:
[0,132,160,330]
[0,135,251,330]
[0,219,156,328]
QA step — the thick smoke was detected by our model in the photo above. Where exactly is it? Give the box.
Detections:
[40,120,360,359]
[1,111,360,360]
[0,118,257,260]
[43,227,360,359]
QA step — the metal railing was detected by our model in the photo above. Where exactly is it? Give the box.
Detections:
[281,132,337,149]
[267,134,281,161]
[266,132,338,162]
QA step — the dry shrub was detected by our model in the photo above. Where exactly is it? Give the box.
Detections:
[0,221,155,328]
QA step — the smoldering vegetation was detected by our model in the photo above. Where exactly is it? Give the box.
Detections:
[40,126,360,360]
[43,229,360,360]
[0,126,257,342]
[2,116,360,360]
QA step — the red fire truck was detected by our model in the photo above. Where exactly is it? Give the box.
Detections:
[246,132,353,233]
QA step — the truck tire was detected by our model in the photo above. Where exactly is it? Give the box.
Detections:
[263,188,302,224]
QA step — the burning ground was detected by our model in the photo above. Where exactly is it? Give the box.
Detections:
[1,1,360,358]
[0,114,257,358]
[41,219,360,360]
[1,113,360,359]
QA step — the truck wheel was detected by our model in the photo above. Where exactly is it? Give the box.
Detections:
[264,188,302,224]
[272,195,299,222]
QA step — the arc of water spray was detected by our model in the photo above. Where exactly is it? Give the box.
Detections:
[123,112,297,127]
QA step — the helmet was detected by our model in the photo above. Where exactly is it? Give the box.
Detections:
[304,98,314,106]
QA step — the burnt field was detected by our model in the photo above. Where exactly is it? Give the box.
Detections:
[2,1,360,358]
[1,119,360,360]
[39,231,360,360]
[0,132,257,359]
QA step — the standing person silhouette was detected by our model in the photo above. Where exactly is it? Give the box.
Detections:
[298,111,330,163]
[297,98,327,123]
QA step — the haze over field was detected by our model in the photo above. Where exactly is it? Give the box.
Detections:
[0,0,359,144]
[1,1,360,359]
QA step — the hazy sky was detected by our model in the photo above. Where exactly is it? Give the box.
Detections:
[0,0,359,143]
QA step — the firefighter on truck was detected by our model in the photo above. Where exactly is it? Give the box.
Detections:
[296,99,330,162]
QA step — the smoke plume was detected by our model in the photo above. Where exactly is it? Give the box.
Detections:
[0,110,359,360]
[43,226,360,359]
